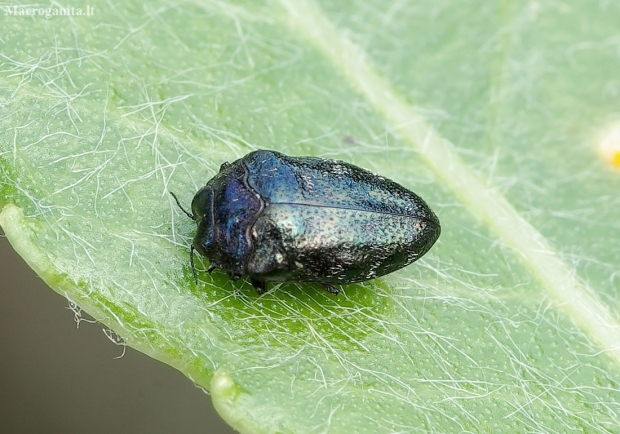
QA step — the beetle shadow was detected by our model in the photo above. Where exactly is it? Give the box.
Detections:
[210,272,396,348]
[174,252,401,350]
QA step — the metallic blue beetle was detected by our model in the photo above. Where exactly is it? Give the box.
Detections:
[172,150,440,295]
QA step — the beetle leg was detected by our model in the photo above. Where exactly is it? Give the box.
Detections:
[322,284,340,296]
[229,273,241,281]
[250,279,267,295]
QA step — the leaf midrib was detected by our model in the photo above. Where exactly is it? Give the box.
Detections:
[278,0,620,365]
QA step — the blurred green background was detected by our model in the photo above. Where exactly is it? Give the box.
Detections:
[0,236,234,433]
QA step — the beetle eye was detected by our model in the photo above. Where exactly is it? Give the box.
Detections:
[190,187,213,221]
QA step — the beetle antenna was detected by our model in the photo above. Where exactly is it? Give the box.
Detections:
[190,245,198,284]
[170,191,196,220]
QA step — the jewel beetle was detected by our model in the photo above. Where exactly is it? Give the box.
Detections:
[172,150,440,295]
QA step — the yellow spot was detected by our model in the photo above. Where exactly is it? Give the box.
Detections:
[599,123,620,168]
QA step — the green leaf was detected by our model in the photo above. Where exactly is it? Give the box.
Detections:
[2,0,620,432]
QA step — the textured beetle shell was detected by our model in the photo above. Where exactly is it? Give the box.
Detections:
[189,150,440,291]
